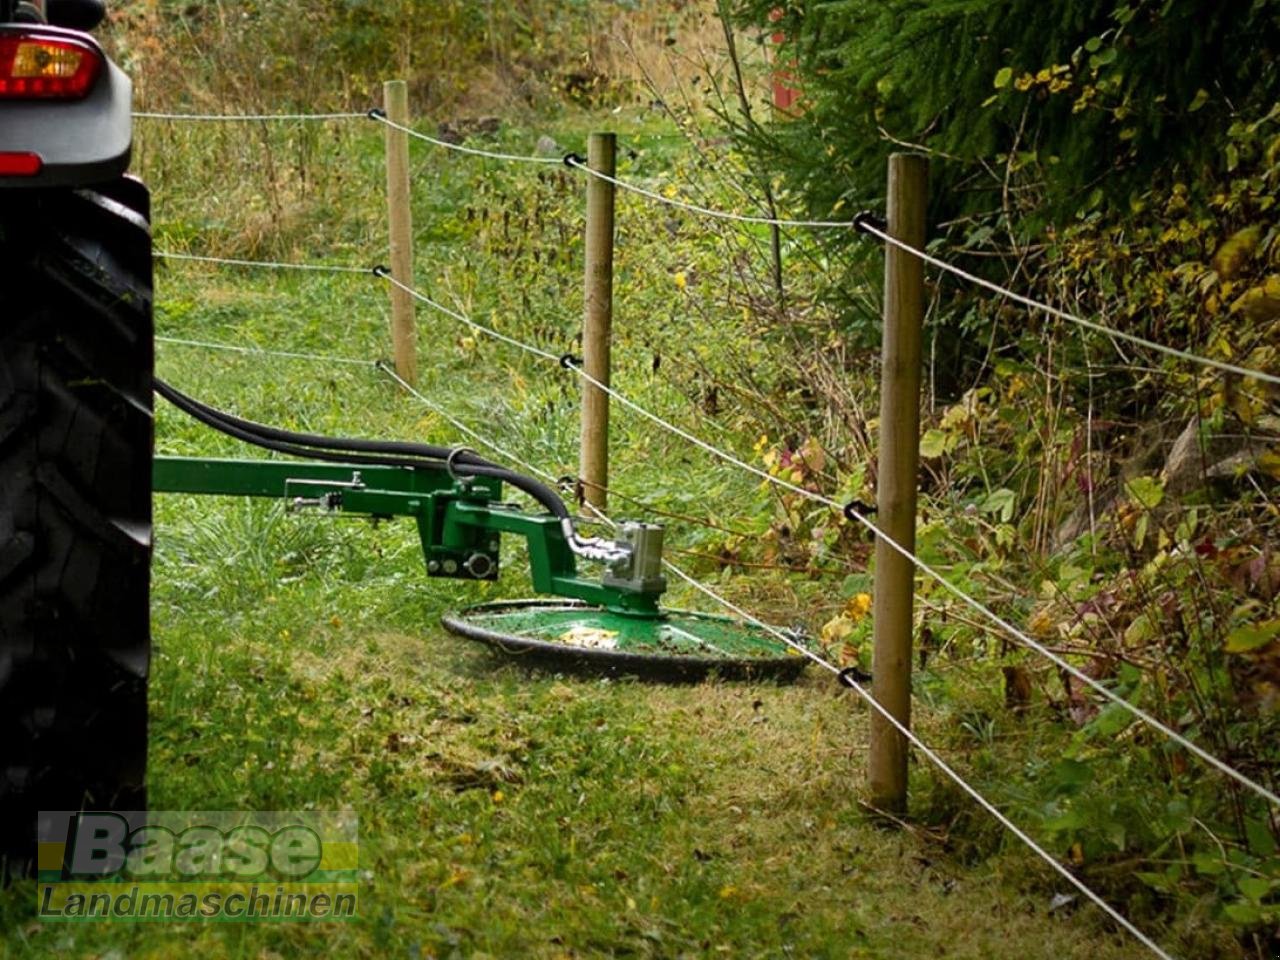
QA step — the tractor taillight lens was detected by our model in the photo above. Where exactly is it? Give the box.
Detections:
[0,152,43,175]
[0,33,102,99]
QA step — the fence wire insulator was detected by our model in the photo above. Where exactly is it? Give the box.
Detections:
[842,501,876,521]
[836,666,872,687]
[851,211,886,234]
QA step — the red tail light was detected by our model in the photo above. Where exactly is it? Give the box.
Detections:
[0,152,43,175]
[0,31,102,100]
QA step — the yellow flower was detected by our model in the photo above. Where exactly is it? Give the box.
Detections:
[1027,606,1056,638]
[845,592,872,622]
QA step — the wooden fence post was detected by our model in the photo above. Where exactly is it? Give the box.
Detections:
[869,152,928,814]
[580,132,616,512]
[383,79,417,386]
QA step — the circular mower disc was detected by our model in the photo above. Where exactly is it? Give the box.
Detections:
[441,599,808,682]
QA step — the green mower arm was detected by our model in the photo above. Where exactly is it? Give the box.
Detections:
[153,456,664,616]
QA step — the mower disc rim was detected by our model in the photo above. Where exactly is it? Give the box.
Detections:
[441,598,809,681]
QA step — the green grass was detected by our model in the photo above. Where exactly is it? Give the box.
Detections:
[4,559,1156,958]
[0,109,1205,959]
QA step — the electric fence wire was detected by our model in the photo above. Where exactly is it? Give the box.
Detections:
[564,160,1277,383]
[375,270,562,363]
[372,268,1280,811]
[376,383,1177,960]
[152,255,1280,807]
[140,107,1277,384]
[655,560,1175,960]
[154,251,374,274]
[156,335,375,368]
[153,320,1176,959]
[364,108,1279,385]
[563,155,860,229]
[375,362,562,486]
[368,111,565,165]
[133,111,367,121]
[853,221,1280,387]
[366,107,862,226]
[561,356,1280,809]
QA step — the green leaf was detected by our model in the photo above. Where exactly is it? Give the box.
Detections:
[1223,902,1263,925]
[1245,817,1278,855]
[1050,758,1094,791]
[1043,807,1086,832]
[1164,797,1193,834]
[841,573,873,597]
[1087,701,1137,738]
[1104,820,1126,851]
[1125,475,1164,509]
[1224,621,1280,654]
[1175,507,1199,543]
[919,429,952,458]
[1192,851,1225,876]
[1089,46,1117,69]
[993,66,1013,90]
[979,488,1017,522]
[1188,88,1210,112]
[1136,870,1176,891]
[1239,877,1272,902]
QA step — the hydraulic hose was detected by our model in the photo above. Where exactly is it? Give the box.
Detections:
[153,378,570,519]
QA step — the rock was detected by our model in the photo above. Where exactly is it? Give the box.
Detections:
[1206,447,1274,481]
[1052,416,1278,555]
[1163,417,1208,497]
[1163,416,1271,496]
[534,135,560,157]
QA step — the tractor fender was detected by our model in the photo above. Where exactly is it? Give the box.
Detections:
[0,24,131,189]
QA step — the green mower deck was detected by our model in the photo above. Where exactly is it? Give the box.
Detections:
[153,449,808,681]
[442,599,807,681]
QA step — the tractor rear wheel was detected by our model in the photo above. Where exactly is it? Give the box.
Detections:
[0,180,153,876]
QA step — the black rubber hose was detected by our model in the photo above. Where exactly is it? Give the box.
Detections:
[154,378,568,518]
[159,377,480,465]
[153,378,570,519]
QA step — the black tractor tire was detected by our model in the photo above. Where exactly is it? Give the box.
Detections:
[0,179,153,876]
